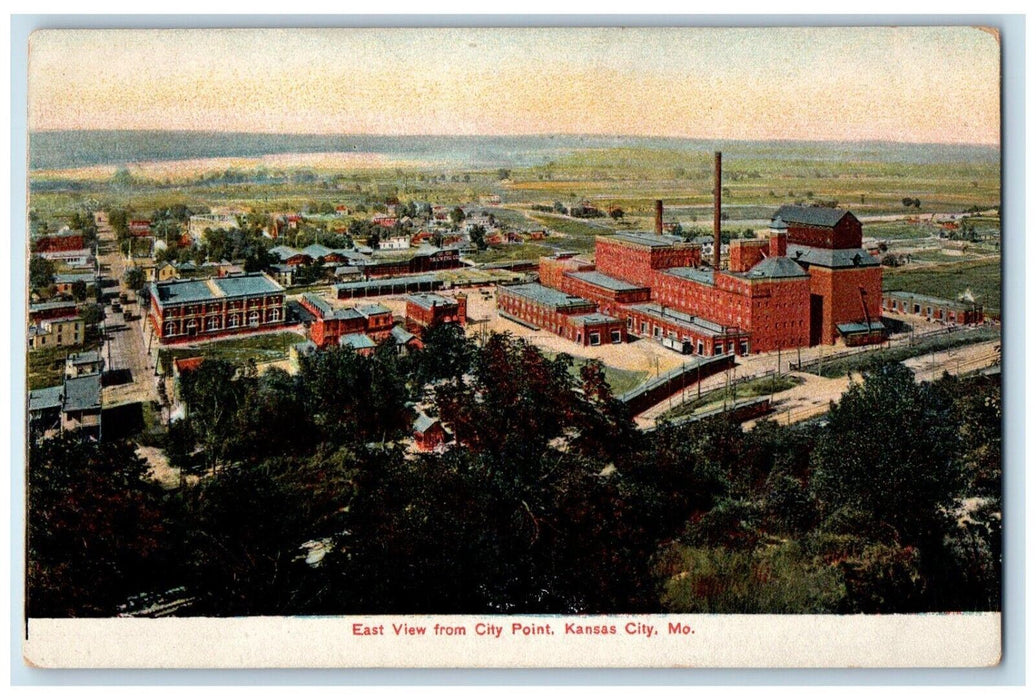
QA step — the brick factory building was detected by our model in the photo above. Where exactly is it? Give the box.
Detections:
[148,272,287,344]
[882,291,984,325]
[405,293,467,335]
[520,205,885,355]
[496,283,626,346]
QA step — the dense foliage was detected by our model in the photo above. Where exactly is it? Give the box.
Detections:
[27,333,1001,617]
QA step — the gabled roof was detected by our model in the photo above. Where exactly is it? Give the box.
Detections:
[413,412,440,434]
[390,325,417,345]
[773,205,853,228]
[302,244,334,258]
[28,385,63,412]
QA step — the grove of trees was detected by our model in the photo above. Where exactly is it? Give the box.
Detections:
[27,331,1001,617]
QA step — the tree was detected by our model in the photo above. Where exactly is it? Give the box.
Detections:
[449,207,465,226]
[812,362,964,546]
[29,255,55,289]
[123,266,146,292]
[496,168,511,181]
[609,208,624,221]
[27,435,176,616]
[468,224,488,251]
[70,280,88,302]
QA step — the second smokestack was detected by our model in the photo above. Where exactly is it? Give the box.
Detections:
[713,151,722,269]
[654,200,664,235]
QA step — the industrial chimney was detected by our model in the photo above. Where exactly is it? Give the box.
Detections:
[713,151,722,269]
[654,200,664,235]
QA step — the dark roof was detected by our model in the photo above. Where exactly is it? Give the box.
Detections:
[739,256,810,280]
[662,267,715,286]
[63,373,102,412]
[339,333,377,350]
[787,244,879,269]
[837,320,887,335]
[28,385,63,412]
[68,350,102,365]
[773,205,852,228]
[610,233,685,248]
[152,273,284,305]
[629,304,735,336]
[570,312,620,326]
[390,326,417,345]
[406,293,455,310]
[499,283,594,310]
[566,270,649,293]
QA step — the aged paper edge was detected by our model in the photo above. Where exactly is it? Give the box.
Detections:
[23,613,1001,669]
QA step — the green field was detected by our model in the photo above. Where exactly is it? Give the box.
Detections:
[660,375,804,421]
[157,331,306,374]
[543,352,648,396]
[27,343,96,390]
[467,243,555,264]
[883,260,1002,315]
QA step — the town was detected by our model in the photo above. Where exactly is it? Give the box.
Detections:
[26,144,1002,620]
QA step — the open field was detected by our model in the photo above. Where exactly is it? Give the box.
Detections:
[467,243,556,264]
[883,259,1002,315]
[27,343,96,390]
[156,331,306,374]
[544,353,649,396]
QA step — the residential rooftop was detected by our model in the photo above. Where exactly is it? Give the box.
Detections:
[63,373,102,412]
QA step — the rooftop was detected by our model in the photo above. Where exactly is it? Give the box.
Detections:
[787,244,879,269]
[566,270,649,293]
[355,303,392,318]
[28,385,63,412]
[570,312,620,326]
[736,256,811,280]
[339,333,377,350]
[63,373,102,412]
[663,267,715,286]
[30,300,77,313]
[500,283,595,310]
[390,326,417,345]
[837,320,888,335]
[773,205,853,228]
[610,233,687,249]
[629,303,737,336]
[152,273,283,305]
[406,293,456,310]
[68,350,102,365]
[413,412,440,434]
[333,274,441,293]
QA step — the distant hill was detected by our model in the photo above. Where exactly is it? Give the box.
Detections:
[28,130,1000,172]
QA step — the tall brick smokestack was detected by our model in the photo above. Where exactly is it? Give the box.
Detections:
[654,200,663,235]
[713,151,722,269]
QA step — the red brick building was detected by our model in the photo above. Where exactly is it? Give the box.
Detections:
[298,293,394,348]
[405,293,467,335]
[148,273,287,344]
[497,283,626,346]
[526,206,884,355]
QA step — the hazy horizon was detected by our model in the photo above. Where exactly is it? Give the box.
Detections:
[28,28,1000,145]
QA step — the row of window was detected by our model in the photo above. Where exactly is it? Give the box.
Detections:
[162,308,281,336]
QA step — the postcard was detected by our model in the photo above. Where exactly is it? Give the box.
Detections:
[21,25,1002,669]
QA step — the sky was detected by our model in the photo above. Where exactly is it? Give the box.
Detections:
[27,26,1000,144]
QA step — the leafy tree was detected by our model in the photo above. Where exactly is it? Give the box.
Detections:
[609,208,624,221]
[29,255,55,289]
[812,361,964,546]
[449,207,465,226]
[468,224,488,251]
[123,266,147,292]
[496,168,511,180]
[27,435,177,616]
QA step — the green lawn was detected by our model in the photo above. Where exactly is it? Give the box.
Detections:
[883,259,1002,314]
[543,352,648,395]
[660,375,804,421]
[157,331,306,374]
